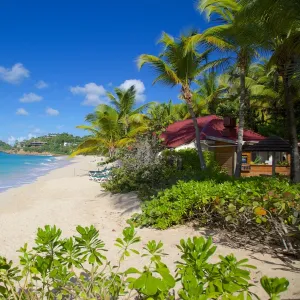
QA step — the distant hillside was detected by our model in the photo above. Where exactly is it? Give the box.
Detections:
[0,140,12,151]
[13,133,86,155]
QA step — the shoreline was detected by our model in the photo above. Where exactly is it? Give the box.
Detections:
[1,150,64,156]
[0,154,72,193]
[0,156,299,298]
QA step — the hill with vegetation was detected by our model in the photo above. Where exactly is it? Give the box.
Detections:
[0,140,12,151]
[13,133,86,155]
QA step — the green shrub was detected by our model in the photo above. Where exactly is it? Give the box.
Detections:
[0,225,289,299]
[103,136,173,196]
[103,145,229,198]
[132,177,300,251]
[174,149,220,171]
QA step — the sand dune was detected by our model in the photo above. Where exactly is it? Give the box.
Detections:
[0,156,299,299]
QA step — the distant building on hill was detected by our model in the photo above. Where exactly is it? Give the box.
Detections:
[63,142,78,147]
[29,141,48,147]
[45,133,58,138]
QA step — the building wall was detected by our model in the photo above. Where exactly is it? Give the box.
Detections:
[215,142,236,176]
[215,148,291,177]
[175,141,211,152]
[241,165,290,177]
[241,151,290,177]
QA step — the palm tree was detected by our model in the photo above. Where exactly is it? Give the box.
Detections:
[106,85,150,134]
[235,0,300,182]
[147,100,188,133]
[193,71,229,115]
[138,32,224,170]
[188,0,256,177]
[219,62,279,130]
[72,104,147,158]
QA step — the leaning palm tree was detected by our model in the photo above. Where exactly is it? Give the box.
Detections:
[106,85,150,134]
[138,32,224,170]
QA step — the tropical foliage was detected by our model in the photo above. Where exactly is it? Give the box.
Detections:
[103,145,226,198]
[138,32,226,170]
[72,86,149,157]
[9,134,84,155]
[132,177,300,253]
[233,0,300,182]
[0,225,289,299]
[73,0,300,183]
[0,140,12,151]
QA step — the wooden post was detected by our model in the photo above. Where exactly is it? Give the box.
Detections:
[272,151,276,177]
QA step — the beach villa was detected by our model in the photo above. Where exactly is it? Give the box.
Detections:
[28,141,48,147]
[161,115,291,177]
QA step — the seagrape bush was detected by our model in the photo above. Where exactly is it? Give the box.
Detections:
[0,225,289,299]
[132,177,300,251]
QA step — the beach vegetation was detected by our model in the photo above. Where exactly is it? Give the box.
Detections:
[0,225,289,299]
[72,86,150,158]
[0,140,12,151]
[103,145,226,197]
[132,177,300,253]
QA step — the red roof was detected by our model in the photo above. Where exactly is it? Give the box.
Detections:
[160,115,265,148]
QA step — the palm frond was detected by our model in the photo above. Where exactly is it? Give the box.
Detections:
[138,54,181,86]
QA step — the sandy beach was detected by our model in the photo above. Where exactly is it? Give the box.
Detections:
[0,156,299,299]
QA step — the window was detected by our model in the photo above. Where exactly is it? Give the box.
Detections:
[242,155,248,164]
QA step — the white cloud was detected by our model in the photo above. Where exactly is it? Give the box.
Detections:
[7,133,36,146]
[35,80,48,89]
[56,125,64,129]
[20,92,43,103]
[7,136,16,146]
[16,108,29,116]
[70,82,107,106]
[46,107,59,116]
[119,79,146,102]
[0,63,30,84]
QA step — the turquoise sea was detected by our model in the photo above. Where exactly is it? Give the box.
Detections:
[0,152,70,192]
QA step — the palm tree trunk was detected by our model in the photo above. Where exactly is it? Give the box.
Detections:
[187,103,207,170]
[182,86,206,170]
[283,71,300,183]
[235,65,246,178]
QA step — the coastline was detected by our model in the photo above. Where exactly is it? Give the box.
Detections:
[0,154,72,193]
[0,156,299,298]
[1,149,63,156]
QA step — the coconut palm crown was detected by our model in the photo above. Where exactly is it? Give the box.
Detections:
[138,32,225,169]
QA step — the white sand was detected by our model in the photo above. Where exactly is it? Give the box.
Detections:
[0,156,299,299]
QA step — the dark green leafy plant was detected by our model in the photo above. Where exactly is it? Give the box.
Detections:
[133,177,300,253]
[260,276,289,300]
[176,237,257,299]
[0,225,290,299]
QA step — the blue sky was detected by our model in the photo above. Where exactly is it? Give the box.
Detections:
[0,0,209,144]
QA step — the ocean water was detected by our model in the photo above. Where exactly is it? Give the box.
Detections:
[0,152,71,193]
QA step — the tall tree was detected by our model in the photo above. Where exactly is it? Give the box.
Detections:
[106,85,150,134]
[188,0,256,177]
[138,32,223,169]
[193,71,228,115]
[235,0,300,182]
[72,104,148,157]
[147,100,185,133]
